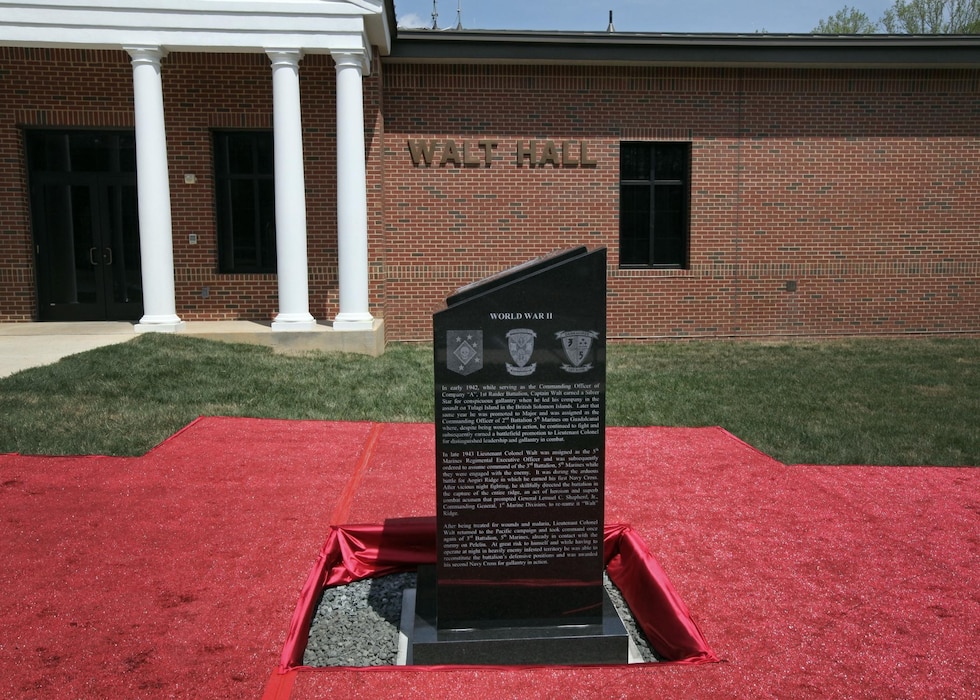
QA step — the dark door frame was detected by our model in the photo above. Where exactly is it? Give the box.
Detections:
[26,130,144,322]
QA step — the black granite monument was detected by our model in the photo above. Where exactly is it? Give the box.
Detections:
[408,246,628,665]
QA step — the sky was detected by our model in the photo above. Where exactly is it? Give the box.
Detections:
[393,1,897,33]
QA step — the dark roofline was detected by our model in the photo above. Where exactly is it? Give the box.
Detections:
[384,0,398,43]
[387,29,980,68]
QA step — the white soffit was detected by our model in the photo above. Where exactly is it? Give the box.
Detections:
[0,0,390,55]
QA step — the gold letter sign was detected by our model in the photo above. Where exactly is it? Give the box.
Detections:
[408,139,595,168]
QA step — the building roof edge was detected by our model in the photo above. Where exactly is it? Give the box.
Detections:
[387,29,980,68]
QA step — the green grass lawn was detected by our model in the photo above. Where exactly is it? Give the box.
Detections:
[0,334,976,465]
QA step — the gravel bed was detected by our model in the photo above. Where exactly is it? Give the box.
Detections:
[303,571,660,667]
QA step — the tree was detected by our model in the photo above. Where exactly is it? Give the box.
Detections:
[814,0,980,33]
[815,6,880,33]
[881,0,980,33]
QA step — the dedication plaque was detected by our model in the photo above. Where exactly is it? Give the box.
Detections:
[432,246,607,629]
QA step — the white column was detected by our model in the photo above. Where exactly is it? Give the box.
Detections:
[268,49,316,331]
[331,51,375,331]
[126,46,183,332]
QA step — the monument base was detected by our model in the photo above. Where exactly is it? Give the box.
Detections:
[404,566,629,666]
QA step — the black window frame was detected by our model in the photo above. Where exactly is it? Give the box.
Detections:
[213,130,277,274]
[618,141,691,269]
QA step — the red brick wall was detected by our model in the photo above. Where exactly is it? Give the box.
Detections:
[2,49,978,342]
[380,64,980,341]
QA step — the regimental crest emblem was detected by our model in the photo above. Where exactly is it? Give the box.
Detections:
[447,330,483,376]
[505,328,537,376]
[556,330,599,373]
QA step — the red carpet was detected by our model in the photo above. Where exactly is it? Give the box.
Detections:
[1,418,978,698]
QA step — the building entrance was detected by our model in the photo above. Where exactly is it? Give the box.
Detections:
[27,131,143,321]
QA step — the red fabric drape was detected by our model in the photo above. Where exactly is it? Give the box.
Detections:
[280,518,717,671]
[602,523,718,664]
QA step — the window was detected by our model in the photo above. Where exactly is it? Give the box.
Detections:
[214,131,276,273]
[619,142,690,268]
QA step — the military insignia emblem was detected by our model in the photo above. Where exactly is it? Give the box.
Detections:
[447,331,483,376]
[556,330,599,373]
[505,328,537,376]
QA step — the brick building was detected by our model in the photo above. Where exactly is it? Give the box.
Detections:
[1,1,978,346]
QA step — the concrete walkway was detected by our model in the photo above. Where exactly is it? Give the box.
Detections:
[0,322,138,378]
[0,319,386,378]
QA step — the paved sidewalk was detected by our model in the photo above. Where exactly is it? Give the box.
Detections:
[0,322,137,378]
[0,319,388,377]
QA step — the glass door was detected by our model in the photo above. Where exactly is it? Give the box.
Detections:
[27,131,143,321]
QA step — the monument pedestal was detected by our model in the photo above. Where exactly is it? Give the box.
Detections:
[404,566,629,666]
